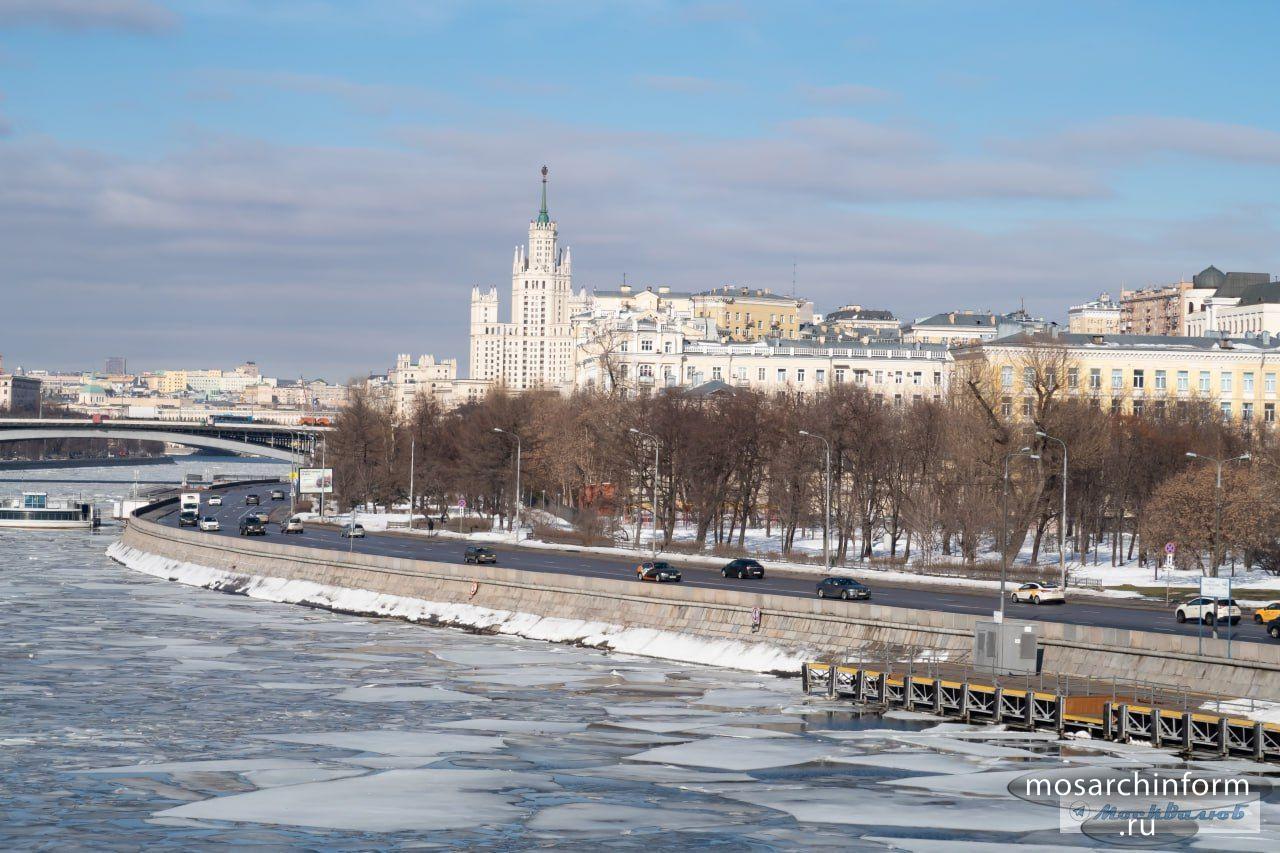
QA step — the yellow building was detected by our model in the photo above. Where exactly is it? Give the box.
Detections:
[955,331,1280,423]
[692,286,814,341]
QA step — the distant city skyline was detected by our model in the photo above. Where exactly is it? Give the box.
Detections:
[2,1,1279,376]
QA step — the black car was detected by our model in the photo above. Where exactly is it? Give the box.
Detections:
[722,558,765,579]
[464,546,497,565]
[178,509,199,527]
[239,516,267,536]
[1268,617,1280,641]
[816,577,870,600]
[637,561,682,583]
[245,494,260,506]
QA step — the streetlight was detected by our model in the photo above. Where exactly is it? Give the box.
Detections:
[999,447,1040,627]
[407,433,416,532]
[1186,450,1250,647]
[493,428,522,542]
[799,430,832,572]
[1036,430,1068,591]
[629,428,660,555]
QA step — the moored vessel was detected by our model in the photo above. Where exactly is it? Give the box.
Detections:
[0,492,100,530]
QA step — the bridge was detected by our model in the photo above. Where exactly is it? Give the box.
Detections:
[0,418,330,462]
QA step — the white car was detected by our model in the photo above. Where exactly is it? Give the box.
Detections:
[1010,582,1065,605]
[1175,597,1241,625]
[281,517,304,534]
[340,524,366,539]
[198,516,220,532]
[208,495,223,506]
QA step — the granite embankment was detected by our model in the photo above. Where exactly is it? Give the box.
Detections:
[115,512,1280,698]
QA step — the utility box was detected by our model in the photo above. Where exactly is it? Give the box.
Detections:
[973,620,1041,675]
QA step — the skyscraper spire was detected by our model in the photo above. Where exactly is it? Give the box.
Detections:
[536,165,550,225]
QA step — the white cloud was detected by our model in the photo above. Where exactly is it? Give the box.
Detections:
[1014,116,1280,166]
[0,0,176,32]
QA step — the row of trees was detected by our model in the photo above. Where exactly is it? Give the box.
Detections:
[323,348,1280,576]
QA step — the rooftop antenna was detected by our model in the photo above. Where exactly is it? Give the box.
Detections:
[791,257,797,296]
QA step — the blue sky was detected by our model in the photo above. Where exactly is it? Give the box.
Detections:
[2,0,1279,377]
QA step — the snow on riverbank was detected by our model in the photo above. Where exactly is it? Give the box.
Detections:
[106,540,810,674]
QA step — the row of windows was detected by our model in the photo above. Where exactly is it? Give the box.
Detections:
[615,365,945,386]
[1001,395,1279,422]
[1002,365,1280,395]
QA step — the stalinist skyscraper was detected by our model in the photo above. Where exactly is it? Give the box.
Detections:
[469,166,585,392]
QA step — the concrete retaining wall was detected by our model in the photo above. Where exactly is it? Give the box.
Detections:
[119,515,1280,699]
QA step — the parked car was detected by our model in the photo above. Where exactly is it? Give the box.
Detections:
[1253,601,1280,624]
[207,495,223,506]
[1009,582,1066,605]
[239,516,267,536]
[816,577,870,600]
[636,561,681,583]
[722,558,765,579]
[245,494,260,506]
[464,546,497,564]
[340,524,366,539]
[270,489,286,501]
[1267,617,1280,640]
[281,517,304,534]
[198,516,220,532]
[178,509,199,527]
[1175,597,1241,625]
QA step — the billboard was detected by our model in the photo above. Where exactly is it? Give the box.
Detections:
[298,468,333,494]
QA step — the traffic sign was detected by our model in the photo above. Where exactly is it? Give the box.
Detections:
[1200,576,1230,599]
[458,498,467,509]
[1165,541,1176,555]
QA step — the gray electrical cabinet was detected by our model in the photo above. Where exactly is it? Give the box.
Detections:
[973,620,1040,675]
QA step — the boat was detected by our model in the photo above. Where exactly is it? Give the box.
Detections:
[0,492,101,530]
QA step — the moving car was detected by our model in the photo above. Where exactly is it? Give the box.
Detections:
[270,489,286,501]
[281,517,304,534]
[1175,597,1241,625]
[239,516,266,536]
[722,558,765,579]
[178,509,199,527]
[636,561,681,583]
[464,546,497,564]
[1009,582,1066,605]
[340,523,366,539]
[1267,617,1280,640]
[1253,601,1280,624]
[816,577,870,600]
[198,516,220,532]
[207,495,223,506]
[253,511,271,524]
[245,494,260,506]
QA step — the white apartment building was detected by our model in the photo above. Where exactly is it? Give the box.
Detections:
[904,309,1048,346]
[577,331,950,401]
[1185,281,1280,338]
[469,167,590,392]
[388,353,458,415]
[1067,293,1122,335]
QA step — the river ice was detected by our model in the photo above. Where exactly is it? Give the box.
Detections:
[5,457,1280,848]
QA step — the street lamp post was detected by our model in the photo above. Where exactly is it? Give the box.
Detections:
[1036,431,1068,591]
[407,434,415,531]
[493,428,521,542]
[799,430,832,572]
[629,428,660,556]
[1186,450,1250,643]
[999,447,1040,625]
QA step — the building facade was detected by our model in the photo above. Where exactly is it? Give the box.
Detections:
[690,286,814,341]
[956,331,1280,423]
[1067,293,1122,335]
[388,353,459,415]
[468,168,588,392]
[904,309,1047,346]
[0,374,41,412]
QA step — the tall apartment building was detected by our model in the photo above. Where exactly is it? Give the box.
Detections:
[0,374,41,412]
[104,356,127,375]
[1067,293,1122,335]
[468,167,588,392]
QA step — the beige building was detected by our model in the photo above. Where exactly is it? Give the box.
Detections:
[905,309,1047,346]
[1067,293,1122,335]
[388,353,459,415]
[691,286,814,341]
[956,331,1280,423]
[0,374,41,412]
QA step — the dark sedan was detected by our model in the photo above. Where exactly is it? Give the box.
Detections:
[1267,617,1280,641]
[239,516,267,536]
[636,561,682,583]
[816,577,871,601]
[464,546,497,565]
[722,558,765,579]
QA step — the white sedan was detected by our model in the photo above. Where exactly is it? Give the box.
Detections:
[1010,582,1065,605]
[208,495,223,506]
[198,516,221,532]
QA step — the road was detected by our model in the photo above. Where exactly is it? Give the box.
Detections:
[146,482,1275,647]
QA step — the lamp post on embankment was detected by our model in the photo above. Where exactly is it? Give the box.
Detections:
[493,428,522,542]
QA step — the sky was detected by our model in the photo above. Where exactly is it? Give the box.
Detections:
[2,0,1279,379]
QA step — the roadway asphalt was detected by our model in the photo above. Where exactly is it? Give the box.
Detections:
[148,482,1276,648]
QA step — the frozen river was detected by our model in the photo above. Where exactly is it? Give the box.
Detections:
[3,458,1277,849]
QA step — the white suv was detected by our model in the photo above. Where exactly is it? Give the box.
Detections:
[1175,597,1241,626]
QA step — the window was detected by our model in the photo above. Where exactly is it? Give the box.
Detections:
[912,371,922,385]
[1268,373,1277,394]
[933,371,942,386]
[640,339,653,352]
[1024,367,1036,386]
[663,365,674,379]
[663,341,672,354]
[1132,369,1144,389]
[639,363,654,378]
[1177,370,1189,392]
[796,369,806,383]
[686,366,695,379]
[619,341,629,353]
[835,369,846,383]
[815,369,825,383]
[1089,368,1101,390]
[1022,398,1033,417]
[1244,372,1255,394]
[1154,370,1166,391]
[1111,369,1123,390]
[1001,366,1013,389]
[1001,396,1012,417]
[619,364,629,379]
[874,370,884,384]
[757,367,766,381]
[1067,367,1078,389]
[777,368,787,383]
[1221,372,1233,394]
[1266,403,1275,423]
[1110,398,1122,415]
[894,371,903,384]
[1132,399,1144,417]
[1221,401,1232,418]
[1243,402,1254,421]
[1199,371,1211,393]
